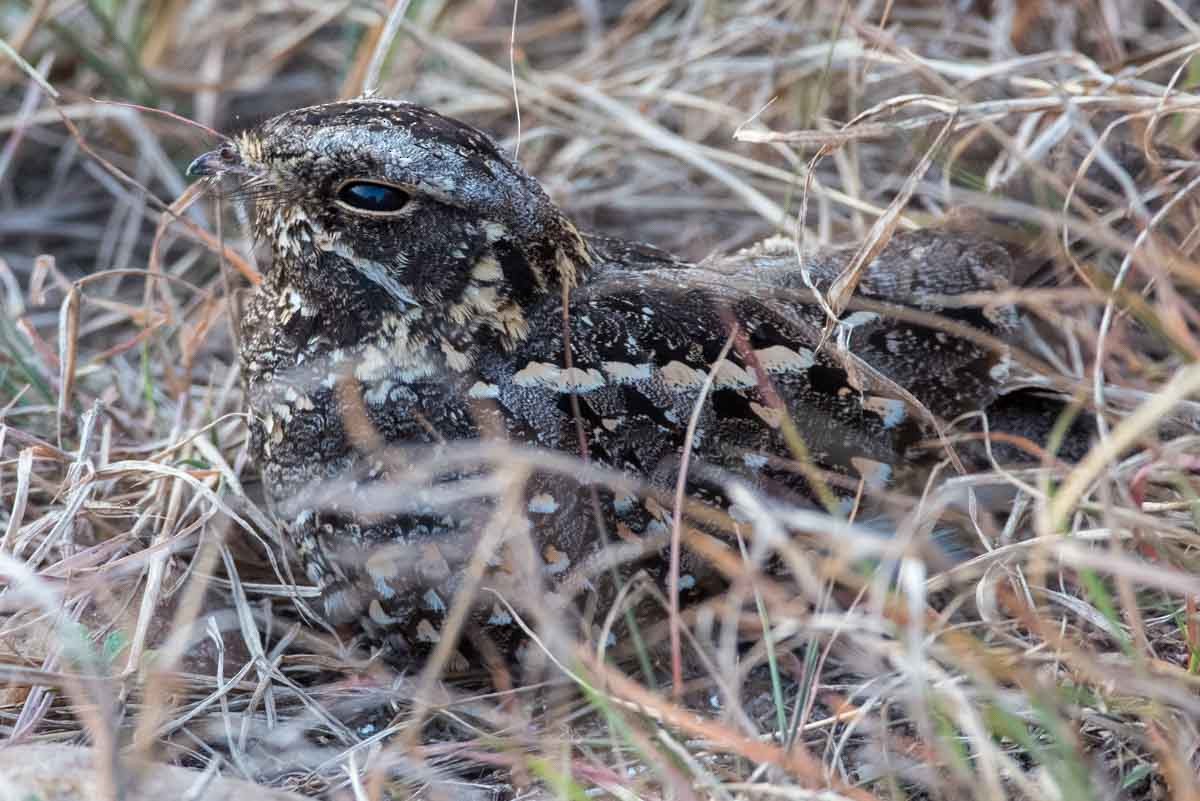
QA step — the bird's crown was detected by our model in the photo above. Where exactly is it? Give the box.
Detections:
[191,99,590,350]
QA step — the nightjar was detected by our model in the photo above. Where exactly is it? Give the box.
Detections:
[189,99,1048,663]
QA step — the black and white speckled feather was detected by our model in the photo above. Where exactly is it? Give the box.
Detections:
[191,99,1031,662]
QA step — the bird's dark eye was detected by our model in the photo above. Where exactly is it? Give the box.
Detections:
[336,181,410,213]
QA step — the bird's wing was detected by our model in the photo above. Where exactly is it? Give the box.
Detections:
[477,269,941,501]
[702,228,1020,420]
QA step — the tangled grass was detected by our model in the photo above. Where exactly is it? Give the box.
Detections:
[3,1,1200,799]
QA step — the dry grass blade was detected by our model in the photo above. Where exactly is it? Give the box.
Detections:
[1044,363,1200,531]
[825,106,959,318]
[547,74,786,225]
[669,329,737,699]
[360,0,414,98]
[0,35,58,98]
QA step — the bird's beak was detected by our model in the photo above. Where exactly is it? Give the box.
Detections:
[187,150,225,177]
[187,142,245,178]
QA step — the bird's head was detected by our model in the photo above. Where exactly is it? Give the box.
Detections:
[189,99,590,348]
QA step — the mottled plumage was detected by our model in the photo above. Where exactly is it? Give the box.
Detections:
[190,99,1031,662]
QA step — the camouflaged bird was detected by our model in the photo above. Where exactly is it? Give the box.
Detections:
[189,99,1031,663]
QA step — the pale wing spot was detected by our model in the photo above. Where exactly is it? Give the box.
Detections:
[280,288,310,322]
[660,360,705,389]
[416,619,441,643]
[513,361,561,388]
[423,589,446,613]
[742,452,769,470]
[750,401,784,428]
[471,255,504,282]
[369,599,398,625]
[528,493,559,514]
[373,577,396,600]
[440,339,473,371]
[364,380,394,405]
[354,345,392,382]
[840,311,880,328]
[863,396,907,429]
[754,345,815,374]
[449,283,504,326]
[493,302,529,342]
[714,359,755,389]
[542,544,571,575]
[602,361,653,383]
[487,603,513,626]
[558,366,605,392]
[468,381,501,399]
[851,457,892,488]
[513,361,604,393]
[323,586,363,622]
[395,363,437,382]
[467,283,500,310]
